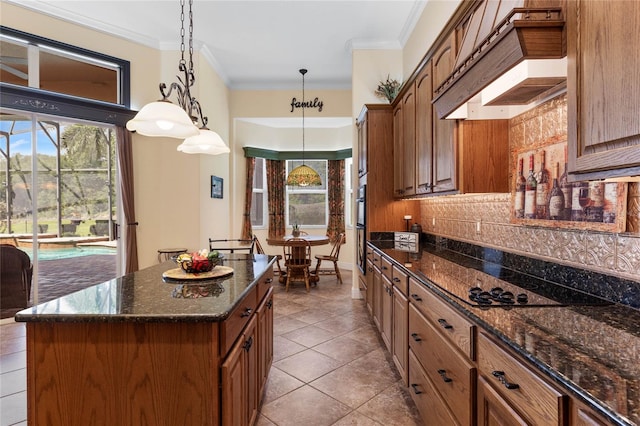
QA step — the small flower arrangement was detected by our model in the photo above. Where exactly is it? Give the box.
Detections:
[375,75,401,103]
[292,223,300,237]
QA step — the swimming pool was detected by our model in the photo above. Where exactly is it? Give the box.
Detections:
[23,246,116,261]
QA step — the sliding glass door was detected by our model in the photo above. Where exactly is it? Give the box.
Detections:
[1,108,121,314]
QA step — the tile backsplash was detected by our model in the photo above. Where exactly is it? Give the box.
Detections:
[419,94,640,285]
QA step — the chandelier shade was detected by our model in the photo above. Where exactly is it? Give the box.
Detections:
[125,0,227,155]
[177,128,230,155]
[126,100,199,138]
[286,68,322,187]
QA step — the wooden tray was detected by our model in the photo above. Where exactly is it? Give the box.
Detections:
[162,265,234,282]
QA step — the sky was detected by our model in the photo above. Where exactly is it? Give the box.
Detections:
[1,119,68,156]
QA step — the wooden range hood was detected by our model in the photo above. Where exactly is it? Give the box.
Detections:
[433,1,566,120]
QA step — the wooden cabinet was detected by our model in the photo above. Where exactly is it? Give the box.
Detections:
[395,84,417,197]
[392,287,408,385]
[381,272,393,351]
[415,60,434,195]
[477,332,568,425]
[357,105,420,232]
[572,399,610,426]
[357,109,368,177]
[409,350,459,425]
[478,375,531,425]
[257,287,273,396]
[392,102,405,197]
[567,0,640,180]
[431,34,457,194]
[365,253,374,314]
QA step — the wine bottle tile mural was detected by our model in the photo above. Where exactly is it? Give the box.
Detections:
[511,141,627,233]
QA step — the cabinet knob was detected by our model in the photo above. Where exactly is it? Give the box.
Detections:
[410,383,423,395]
[411,333,422,342]
[393,277,401,283]
[437,318,453,329]
[437,369,453,383]
[265,278,273,283]
[492,370,519,390]
[240,308,253,318]
[411,294,423,302]
[243,336,254,352]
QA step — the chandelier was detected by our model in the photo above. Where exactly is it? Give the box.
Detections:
[126,0,229,156]
[286,69,322,187]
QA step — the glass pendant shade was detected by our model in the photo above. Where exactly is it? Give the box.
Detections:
[126,100,199,138]
[177,128,230,155]
[286,164,322,187]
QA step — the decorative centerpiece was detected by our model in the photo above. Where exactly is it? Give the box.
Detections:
[374,75,401,103]
[176,249,222,273]
[292,223,301,237]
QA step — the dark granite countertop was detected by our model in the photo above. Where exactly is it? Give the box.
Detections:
[15,254,275,323]
[369,240,639,426]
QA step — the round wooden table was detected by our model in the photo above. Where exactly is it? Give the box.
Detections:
[266,235,330,283]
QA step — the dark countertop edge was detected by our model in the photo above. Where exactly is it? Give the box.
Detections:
[14,256,277,324]
[371,241,634,426]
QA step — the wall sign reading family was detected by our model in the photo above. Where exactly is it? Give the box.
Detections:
[211,176,223,199]
[290,97,324,113]
[511,141,627,233]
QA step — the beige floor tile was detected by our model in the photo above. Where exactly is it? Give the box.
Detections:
[255,413,277,426]
[331,411,384,426]
[287,308,334,325]
[342,325,385,348]
[315,315,368,335]
[273,349,343,383]
[273,335,307,362]
[312,335,378,364]
[260,385,351,426]
[262,367,304,405]
[281,324,340,348]
[273,300,308,316]
[355,381,421,426]
[273,316,309,336]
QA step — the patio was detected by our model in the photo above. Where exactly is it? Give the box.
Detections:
[0,253,117,320]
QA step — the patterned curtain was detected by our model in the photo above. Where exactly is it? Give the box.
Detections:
[241,157,255,240]
[266,159,286,238]
[326,159,345,243]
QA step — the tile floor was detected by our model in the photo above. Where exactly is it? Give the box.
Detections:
[0,270,422,426]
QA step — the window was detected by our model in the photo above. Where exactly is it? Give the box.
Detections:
[1,27,130,107]
[286,160,327,227]
[250,158,266,228]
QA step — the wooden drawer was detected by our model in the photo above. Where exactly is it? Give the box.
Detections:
[220,285,258,357]
[371,249,382,269]
[409,277,475,360]
[256,269,274,303]
[380,256,393,282]
[392,265,408,297]
[478,332,567,425]
[366,245,375,262]
[409,304,475,426]
[408,349,458,425]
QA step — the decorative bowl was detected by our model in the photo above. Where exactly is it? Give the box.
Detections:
[178,257,220,274]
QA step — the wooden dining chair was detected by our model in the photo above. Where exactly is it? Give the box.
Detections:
[283,238,312,292]
[208,238,255,254]
[314,232,346,284]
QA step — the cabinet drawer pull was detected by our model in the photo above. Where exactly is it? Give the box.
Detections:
[411,294,423,302]
[437,369,453,383]
[240,308,253,317]
[411,333,422,342]
[368,267,374,272]
[437,318,453,329]
[265,278,273,283]
[243,336,254,352]
[382,265,388,270]
[267,300,273,309]
[492,370,519,390]
[410,383,423,395]
[393,277,401,283]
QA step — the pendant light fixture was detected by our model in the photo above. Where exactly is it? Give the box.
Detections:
[126,0,229,156]
[286,69,322,187]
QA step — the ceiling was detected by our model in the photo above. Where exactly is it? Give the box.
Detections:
[4,0,433,91]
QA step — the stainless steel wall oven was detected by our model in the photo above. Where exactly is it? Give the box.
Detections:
[356,185,366,273]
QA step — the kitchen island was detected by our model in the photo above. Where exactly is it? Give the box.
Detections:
[15,253,276,426]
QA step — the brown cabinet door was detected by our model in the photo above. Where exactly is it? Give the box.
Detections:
[402,84,416,196]
[381,274,393,351]
[478,376,530,426]
[393,102,405,198]
[366,258,374,314]
[372,264,383,330]
[415,60,434,195]
[357,109,368,177]
[432,32,457,193]
[392,288,408,385]
[567,0,640,180]
[257,287,273,396]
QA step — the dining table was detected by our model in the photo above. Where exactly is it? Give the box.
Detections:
[266,234,330,283]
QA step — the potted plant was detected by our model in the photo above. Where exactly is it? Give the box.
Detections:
[374,75,401,103]
[292,223,301,237]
